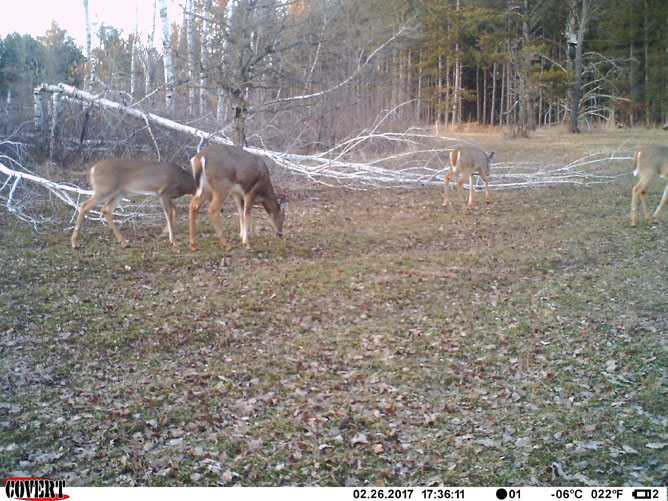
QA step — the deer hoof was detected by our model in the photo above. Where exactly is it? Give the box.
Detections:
[120,240,130,248]
[190,243,199,252]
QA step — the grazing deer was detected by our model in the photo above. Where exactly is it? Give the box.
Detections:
[630,145,668,226]
[71,159,196,249]
[189,144,287,250]
[443,147,494,208]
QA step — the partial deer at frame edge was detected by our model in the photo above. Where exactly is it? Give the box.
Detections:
[630,145,668,226]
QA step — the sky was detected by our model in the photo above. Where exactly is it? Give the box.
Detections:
[0,0,182,49]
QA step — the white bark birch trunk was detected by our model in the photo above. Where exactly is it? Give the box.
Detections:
[199,0,212,116]
[186,0,197,116]
[160,0,176,115]
[83,0,94,89]
[216,89,226,125]
[33,89,45,133]
[49,92,61,160]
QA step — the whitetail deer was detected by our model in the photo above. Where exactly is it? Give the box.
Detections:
[443,147,494,207]
[71,159,196,249]
[189,144,287,250]
[630,145,668,226]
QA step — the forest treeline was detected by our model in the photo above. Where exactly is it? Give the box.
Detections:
[1,0,667,150]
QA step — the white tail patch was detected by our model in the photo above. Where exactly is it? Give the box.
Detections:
[195,156,208,197]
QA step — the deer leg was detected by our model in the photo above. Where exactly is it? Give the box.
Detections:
[483,175,490,204]
[242,193,254,247]
[101,194,129,247]
[630,183,640,226]
[160,195,177,246]
[160,206,176,238]
[652,182,668,221]
[455,177,466,207]
[207,191,228,248]
[189,194,204,251]
[637,183,654,224]
[467,175,475,208]
[71,193,101,249]
[232,194,245,240]
[443,170,455,206]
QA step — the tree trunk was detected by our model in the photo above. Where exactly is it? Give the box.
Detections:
[482,67,487,125]
[232,92,248,146]
[567,0,589,133]
[643,0,650,127]
[538,64,544,127]
[33,88,46,134]
[522,0,535,131]
[186,0,197,117]
[416,51,422,122]
[444,56,451,129]
[491,62,497,126]
[130,35,138,98]
[199,0,212,116]
[83,0,94,89]
[454,0,462,124]
[499,62,505,126]
[216,89,226,126]
[160,0,176,115]
[506,61,512,125]
[476,64,480,123]
[437,54,443,126]
[49,92,61,161]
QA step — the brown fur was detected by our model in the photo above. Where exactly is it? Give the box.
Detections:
[443,147,494,207]
[189,144,286,250]
[630,145,668,226]
[71,159,195,249]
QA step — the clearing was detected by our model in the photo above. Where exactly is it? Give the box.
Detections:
[0,129,666,485]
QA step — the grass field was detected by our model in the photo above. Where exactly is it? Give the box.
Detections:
[0,129,666,486]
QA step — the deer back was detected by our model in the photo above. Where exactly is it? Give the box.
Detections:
[196,145,279,202]
[450,147,492,177]
[636,146,668,178]
[90,159,195,197]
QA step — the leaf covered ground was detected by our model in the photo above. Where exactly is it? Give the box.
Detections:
[0,130,666,486]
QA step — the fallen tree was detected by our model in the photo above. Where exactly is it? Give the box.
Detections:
[0,83,634,226]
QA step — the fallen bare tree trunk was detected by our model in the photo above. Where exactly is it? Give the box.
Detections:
[32,83,632,189]
[2,82,633,228]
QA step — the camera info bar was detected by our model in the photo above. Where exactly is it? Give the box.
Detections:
[60,486,667,501]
